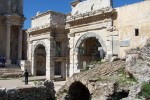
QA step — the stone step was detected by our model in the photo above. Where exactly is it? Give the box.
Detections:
[0,68,23,73]
[0,65,24,78]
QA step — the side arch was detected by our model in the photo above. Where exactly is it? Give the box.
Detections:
[75,32,107,51]
[31,41,48,76]
[32,41,48,55]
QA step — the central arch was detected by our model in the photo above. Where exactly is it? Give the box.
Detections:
[75,32,107,70]
[75,32,107,51]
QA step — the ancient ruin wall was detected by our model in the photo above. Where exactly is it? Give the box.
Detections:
[113,1,150,57]
[0,80,55,100]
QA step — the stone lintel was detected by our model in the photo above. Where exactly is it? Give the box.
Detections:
[27,24,65,33]
[67,14,113,27]
[66,8,114,23]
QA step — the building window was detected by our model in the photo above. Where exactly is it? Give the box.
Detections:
[135,29,139,36]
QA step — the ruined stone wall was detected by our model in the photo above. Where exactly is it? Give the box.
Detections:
[114,0,150,58]
[0,80,55,100]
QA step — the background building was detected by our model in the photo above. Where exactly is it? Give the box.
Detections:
[0,0,26,65]
[27,11,69,80]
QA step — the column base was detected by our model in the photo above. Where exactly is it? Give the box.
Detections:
[17,60,22,66]
[106,54,113,61]
[31,67,36,76]
[6,59,11,66]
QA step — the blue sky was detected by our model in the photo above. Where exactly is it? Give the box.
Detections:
[23,0,143,29]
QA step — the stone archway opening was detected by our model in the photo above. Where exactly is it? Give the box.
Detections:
[34,45,46,76]
[107,90,129,100]
[77,37,105,69]
[67,81,90,100]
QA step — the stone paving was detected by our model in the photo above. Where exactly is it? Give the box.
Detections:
[0,76,66,92]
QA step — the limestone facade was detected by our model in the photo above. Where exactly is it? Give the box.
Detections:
[66,0,150,76]
[114,1,150,57]
[27,11,68,80]
[25,0,150,80]
[67,0,119,76]
[2,0,150,80]
[0,0,25,65]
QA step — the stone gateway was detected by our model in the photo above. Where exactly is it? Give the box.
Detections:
[1,0,150,80]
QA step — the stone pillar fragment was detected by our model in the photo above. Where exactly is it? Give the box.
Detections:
[18,25,23,64]
[6,24,11,65]
[46,52,51,80]
[46,38,55,80]
[61,61,66,79]
[31,55,36,76]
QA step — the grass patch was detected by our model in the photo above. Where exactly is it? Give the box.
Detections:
[89,60,103,65]
[30,80,44,86]
[117,68,137,87]
[81,60,105,72]
[139,82,150,99]
[97,77,114,82]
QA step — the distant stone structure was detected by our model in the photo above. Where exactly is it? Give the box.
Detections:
[1,0,150,80]
[0,0,26,65]
[27,11,68,80]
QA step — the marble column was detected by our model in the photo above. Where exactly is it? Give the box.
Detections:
[46,52,51,80]
[31,55,36,76]
[18,26,23,64]
[6,24,11,65]
[50,38,55,80]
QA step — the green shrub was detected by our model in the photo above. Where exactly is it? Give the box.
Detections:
[117,67,137,86]
[139,82,150,99]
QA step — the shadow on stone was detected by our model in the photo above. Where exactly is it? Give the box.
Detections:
[107,90,129,100]
[66,81,90,100]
